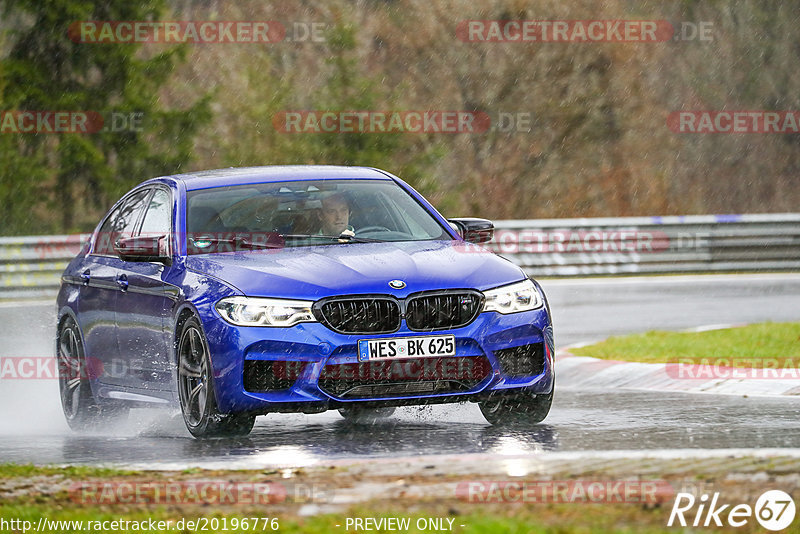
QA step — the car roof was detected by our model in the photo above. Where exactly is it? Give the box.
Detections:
[148,165,395,191]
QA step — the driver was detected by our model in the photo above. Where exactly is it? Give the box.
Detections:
[319,192,354,236]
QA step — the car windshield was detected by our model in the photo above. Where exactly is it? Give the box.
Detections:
[185,179,451,253]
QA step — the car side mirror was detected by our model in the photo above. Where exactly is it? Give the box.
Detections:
[447,218,494,244]
[114,235,172,266]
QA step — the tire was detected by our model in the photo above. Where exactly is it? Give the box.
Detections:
[338,406,395,424]
[57,317,128,431]
[479,390,553,426]
[177,316,255,438]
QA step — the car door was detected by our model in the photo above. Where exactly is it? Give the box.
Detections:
[115,186,178,391]
[77,188,151,387]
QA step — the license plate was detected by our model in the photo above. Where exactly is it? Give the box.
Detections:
[357,335,456,362]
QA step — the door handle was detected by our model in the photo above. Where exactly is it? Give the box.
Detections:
[80,270,91,284]
[116,274,129,291]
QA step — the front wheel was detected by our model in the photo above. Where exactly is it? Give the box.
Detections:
[177,317,255,438]
[479,390,553,426]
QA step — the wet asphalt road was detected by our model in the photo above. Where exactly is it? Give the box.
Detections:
[1,273,799,469]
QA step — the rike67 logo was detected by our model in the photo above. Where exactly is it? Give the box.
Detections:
[668,490,795,530]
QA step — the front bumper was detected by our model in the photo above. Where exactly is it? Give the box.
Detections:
[202,307,554,414]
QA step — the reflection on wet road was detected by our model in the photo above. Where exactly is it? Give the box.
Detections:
[0,389,798,468]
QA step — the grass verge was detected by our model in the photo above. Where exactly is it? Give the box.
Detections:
[0,464,139,479]
[569,321,800,366]
[1,464,797,533]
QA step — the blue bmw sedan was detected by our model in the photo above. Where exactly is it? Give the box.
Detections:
[56,166,554,437]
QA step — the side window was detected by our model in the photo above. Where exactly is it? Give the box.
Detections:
[93,189,150,256]
[139,188,172,238]
[138,188,172,256]
[116,189,150,240]
[94,205,124,255]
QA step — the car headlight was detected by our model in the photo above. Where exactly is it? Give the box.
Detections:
[215,296,316,327]
[482,279,543,314]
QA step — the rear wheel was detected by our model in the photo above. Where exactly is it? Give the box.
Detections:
[338,406,395,424]
[58,317,127,430]
[479,390,553,426]
[177,316,255,438]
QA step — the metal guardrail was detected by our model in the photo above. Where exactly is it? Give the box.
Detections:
[1,214,799,299]
[492,213,800,277]
[0,234,89,299]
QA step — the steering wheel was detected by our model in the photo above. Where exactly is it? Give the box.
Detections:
[356,225,391,235]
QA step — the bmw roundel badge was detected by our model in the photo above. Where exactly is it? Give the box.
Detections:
[388,279,406,290]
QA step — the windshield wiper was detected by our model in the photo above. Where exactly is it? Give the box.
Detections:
[281,233,382,243]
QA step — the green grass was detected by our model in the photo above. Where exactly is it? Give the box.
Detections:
[0,463,138,479]
[570,321,800,365]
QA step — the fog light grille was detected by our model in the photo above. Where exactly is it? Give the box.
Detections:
[494,343,545,378]
[243,360,307,392]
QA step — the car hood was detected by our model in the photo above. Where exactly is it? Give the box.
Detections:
[185,240,525,299]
